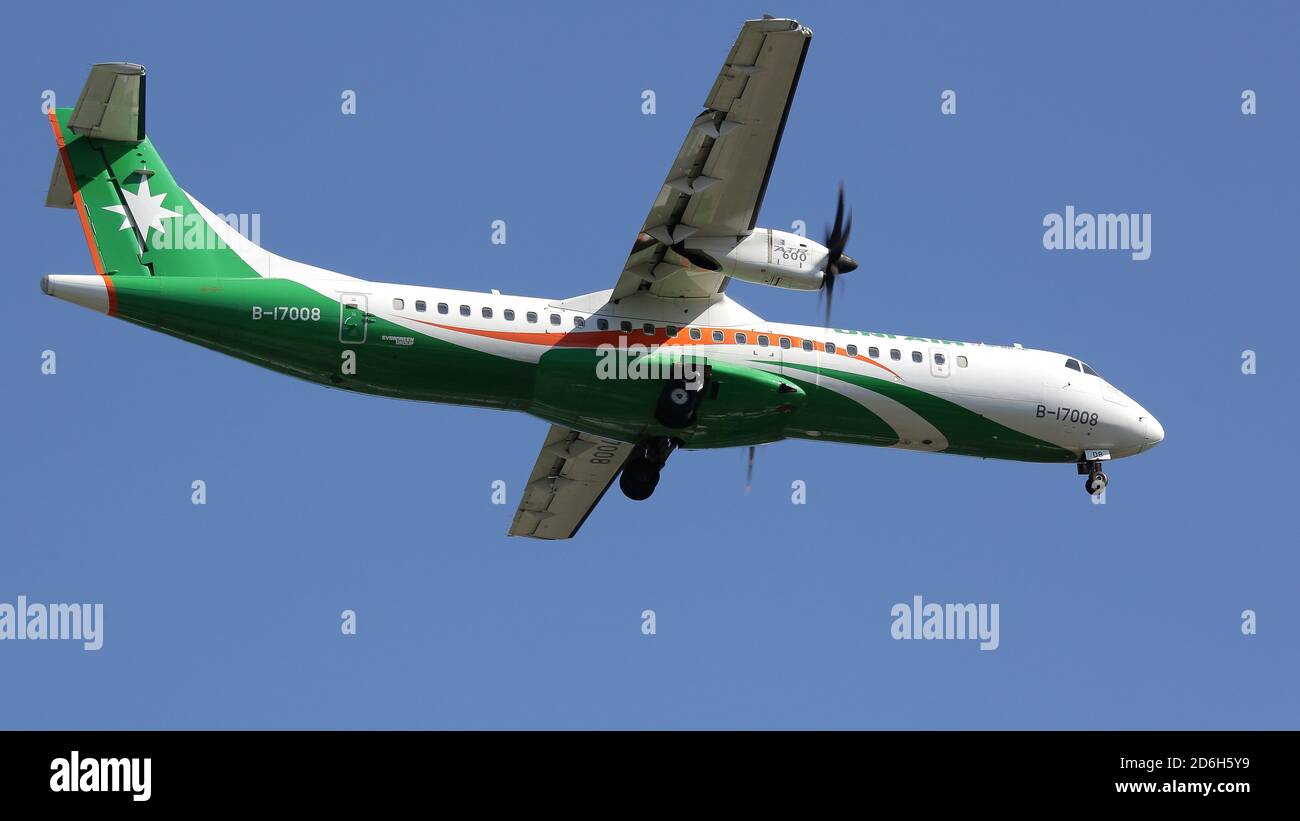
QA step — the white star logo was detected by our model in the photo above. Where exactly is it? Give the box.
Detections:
[103,176,182,237]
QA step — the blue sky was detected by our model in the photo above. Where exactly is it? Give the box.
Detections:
[3,0,1297,728]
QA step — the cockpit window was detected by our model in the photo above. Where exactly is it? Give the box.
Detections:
[1081,362,1101,377]
[1064,358,1081,372]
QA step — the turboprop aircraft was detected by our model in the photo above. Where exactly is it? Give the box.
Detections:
[41,17,1163,539]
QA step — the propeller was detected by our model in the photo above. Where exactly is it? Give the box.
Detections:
[818,183,858,327]
[744,446,756,495]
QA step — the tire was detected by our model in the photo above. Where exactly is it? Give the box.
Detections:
[655,381,698,428]
[1085,472,1108,496]
[619,459,659,501]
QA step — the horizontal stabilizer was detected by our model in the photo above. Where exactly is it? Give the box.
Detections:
[67,62,146,142]
[45,154,73,209]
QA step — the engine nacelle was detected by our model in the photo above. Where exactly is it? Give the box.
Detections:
[679,229,828,291]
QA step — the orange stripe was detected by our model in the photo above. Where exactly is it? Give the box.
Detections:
[849,354,902,381]
[47,109,116,316]
[403,316,904,379]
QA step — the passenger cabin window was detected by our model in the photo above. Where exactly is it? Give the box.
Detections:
[868,346,879,358]
[526,311,538,324]
[712,330,724,343]
[597,318,609,330]
[620,321,632,332]
[393,298,405,310]
[549,313,561,326]
[825,342,836,354]
[912,351,923,363]
[667,326,678,337]
[735,333,748,345]
[846,344,858,356]
[643,323,655,335]
[504,309,515,321]
[482,307,493,319]
[459,305,470,317]
[758,335,769,347]
[573,316,585,328]
[437,303,449,314]
[934,352,946,366]
[957,355,969,368]
[1065,358,1081,372]
[780,337,792,349]
[689,328,702,341]
[415,300,427,312]
[890,349,901,360]
[802,340,814,352]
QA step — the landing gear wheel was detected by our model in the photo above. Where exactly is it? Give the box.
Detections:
[619,437,676,501]
[1085,471,1108,496]
[654,380,700,429]
[619,458,660,501]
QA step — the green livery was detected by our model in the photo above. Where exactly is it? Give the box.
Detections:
[42,52,1162,538]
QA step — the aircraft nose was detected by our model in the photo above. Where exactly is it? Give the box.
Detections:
[1142,414,1164,452]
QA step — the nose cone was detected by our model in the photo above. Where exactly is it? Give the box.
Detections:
[1142,414,1165,452]
[835,254,858,274]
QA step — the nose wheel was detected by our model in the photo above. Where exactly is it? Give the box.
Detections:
[1084,470,1108,496]
[1078,456,1110,496]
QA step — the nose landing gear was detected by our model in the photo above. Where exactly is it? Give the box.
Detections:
[1077,451,1111,496]
[1084,470,1108,496]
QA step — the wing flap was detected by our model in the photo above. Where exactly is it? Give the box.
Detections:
[508,426,634,540]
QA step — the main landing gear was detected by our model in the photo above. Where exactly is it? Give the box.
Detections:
[622,371,706,501]
[619,437,677,501]
[654,372,707,429]
[1077,457,1109,496]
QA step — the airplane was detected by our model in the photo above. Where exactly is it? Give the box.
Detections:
[41,16,1163,540]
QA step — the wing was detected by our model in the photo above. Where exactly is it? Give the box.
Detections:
[508,426,635,540]
[611,17,812,301]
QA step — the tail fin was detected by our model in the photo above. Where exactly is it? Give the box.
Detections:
[46,63,261,284]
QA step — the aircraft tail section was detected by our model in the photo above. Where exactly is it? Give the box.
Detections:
[45,63,262,290]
